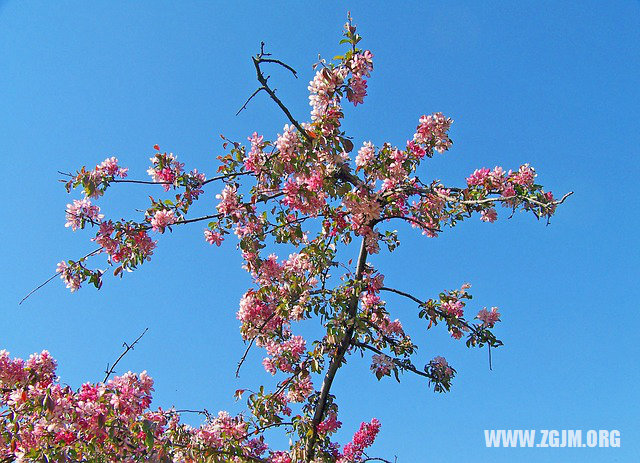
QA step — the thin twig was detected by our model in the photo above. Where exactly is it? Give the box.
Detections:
[236,87,267,116]
[60,169,252,186]
[352,341,429,379]
[235,313,276,377]
[250,43,310,142]
[18,273,59,306]
[489,344,493,371]
[380,286,423,305]
[306,237,368,461]
[103,328,149,382]
[19,247,103,306]
[363,454,396,463]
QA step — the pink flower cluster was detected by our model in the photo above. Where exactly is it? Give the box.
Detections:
[195,411,248,447]
[355,141,375,168]
[244,132,266,174]
[347,50,373,106]
[65,198,104,231]
[237,290,283,339]
[477,306,501,328]
[282,173,328,216]
[262,335,306,375]
[204,229,224,246]
[308,67,345,122]
[464,163,556,222]
[56,261,83,292]
[96,156,129,179]
[343,189,382,233]
[286,374,314,403]
[317,411,342,435]
[93,221,156,265]
[150,209,177,233]
[340,418,381,462]
[65,156,129,199]
[413,112,453,154]
[0,350,282,462]
[275,124,298,166]
[442,298,464,318]
[147,145,184,191]
[216,184,242,218]
[370,354,394,377]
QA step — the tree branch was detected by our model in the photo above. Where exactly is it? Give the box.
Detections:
[380,286,424,306]
[103,327,149,382]
[250,43,311,142]
[306,237,368,461]
[236,87,267,116]
[235,313,276,377]
[19,247,103,306]
[352,340,429,379]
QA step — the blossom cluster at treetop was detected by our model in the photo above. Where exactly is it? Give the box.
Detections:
[6,15,569,463]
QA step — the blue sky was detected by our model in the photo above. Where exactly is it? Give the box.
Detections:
[1,1,639,462]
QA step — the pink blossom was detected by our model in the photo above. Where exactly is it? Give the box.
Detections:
[477,307,501,328]
[275,124,298,165]
[216,184,242,217]
[150,209,177,233]
[488,166,506,188]
[96,157,128,178]
[244,132,265,174]
[466,167,491,187]
[348,76,368,106]
[204,229,224,246]
[442,299,464,317]
[282,178,327,215]
[341,418,381,462]
[308,67,343,121]
[262,357,276,375]
[317,411,342,435]
[413,112,453,153]
[406,140,426,159]
[269,451,292,463]
[263,335,307,375]
[56,261,82,292]
[501,184,516,198]
[147,150,184,191]
[544,191,557,215]
[355,141,375,168]
[511,163,536,186]
[480,208,498,223]
[286,374,313,403]
[370,354,394,376]
[350,50,373,77]
[65,198,103,231]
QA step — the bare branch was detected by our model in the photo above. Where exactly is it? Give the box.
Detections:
[236,313,276,377]
[18,273,59,306]
[363,454,397,463]
[103,328,149,382]
[19,247,103,306]
[236,87,267,116]
[306,237,368,461]
[352,341,429,379]
[374,214,441,233]
[380,286,424,306]
[249,44,311,142]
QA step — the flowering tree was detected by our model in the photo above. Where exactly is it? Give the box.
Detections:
[3,17,571,463]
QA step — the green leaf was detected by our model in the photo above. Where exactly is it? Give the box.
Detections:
[145,428,154,449]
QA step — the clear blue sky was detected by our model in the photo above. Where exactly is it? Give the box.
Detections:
[2,2,638,462]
